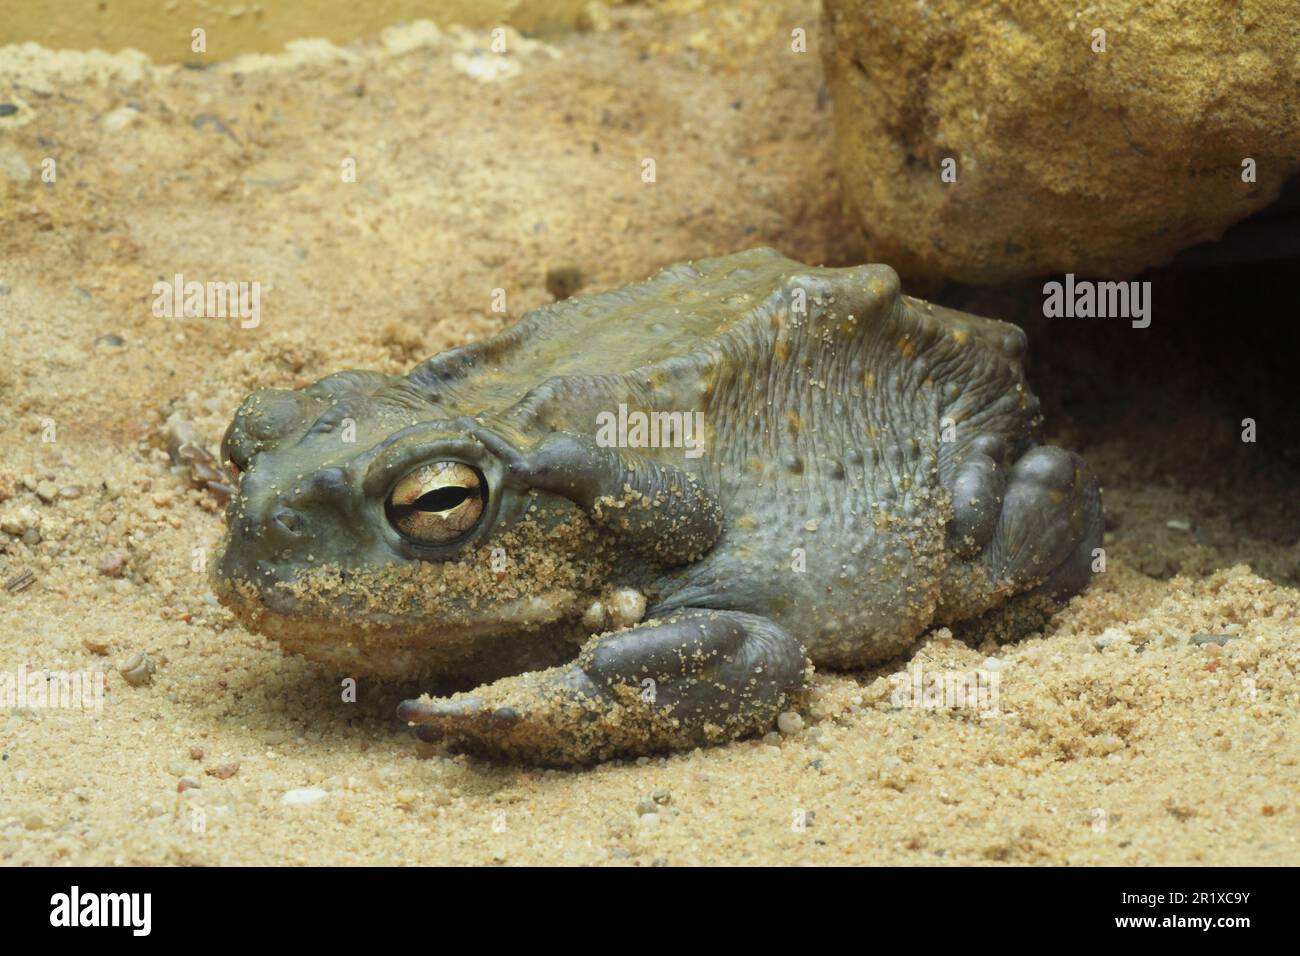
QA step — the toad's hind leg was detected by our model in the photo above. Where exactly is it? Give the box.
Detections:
[937,444,1104,624]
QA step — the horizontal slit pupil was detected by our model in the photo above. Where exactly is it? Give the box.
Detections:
[411,486,473,512]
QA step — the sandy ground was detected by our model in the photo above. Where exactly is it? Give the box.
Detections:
[1,1,1298,865]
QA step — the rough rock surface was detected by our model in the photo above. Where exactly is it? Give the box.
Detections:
[822,0,1300,282]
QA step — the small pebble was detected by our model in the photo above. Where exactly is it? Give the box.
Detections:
[206,761,240,780]
[1166,518,1192,532]
[1190,633,1238,647]
[102,106,139,132]
[282,787,328,806]
[777,711,804,735]
[606,588,647,629]
[651,788,671,805]
[1,506,38,536]
[81,635,110,656]
[545,266,584,301]
[177,778,201,793]
[581,600,606,631]
[118,651,154,687]
[636,798,659,816]
[99,551,128,578]
[1094,628,1132,651]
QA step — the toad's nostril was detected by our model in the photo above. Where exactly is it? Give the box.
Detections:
[272,508,303,536]
[284,467,348,507]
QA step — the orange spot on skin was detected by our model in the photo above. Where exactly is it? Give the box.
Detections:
[786,411,802,433]
[774,339,791,362]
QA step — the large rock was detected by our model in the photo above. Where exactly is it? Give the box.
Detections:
[822,0,1300,282]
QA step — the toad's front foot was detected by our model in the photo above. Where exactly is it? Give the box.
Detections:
[398,609,810,764]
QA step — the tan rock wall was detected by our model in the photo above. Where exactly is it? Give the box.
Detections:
[822,0,1300,281]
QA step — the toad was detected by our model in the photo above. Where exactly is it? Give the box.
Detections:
[213,248,1102,763]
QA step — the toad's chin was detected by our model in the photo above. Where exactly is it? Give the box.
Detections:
[213,570,584,681]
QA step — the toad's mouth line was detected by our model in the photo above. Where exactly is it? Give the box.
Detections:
[213,570,586,681]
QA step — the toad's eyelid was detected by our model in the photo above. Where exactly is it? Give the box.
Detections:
[359,426,485,498]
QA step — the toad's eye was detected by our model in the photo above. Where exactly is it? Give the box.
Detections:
[385,462,486,544]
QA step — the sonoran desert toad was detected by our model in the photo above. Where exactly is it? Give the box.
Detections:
[213,248,1103,763]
